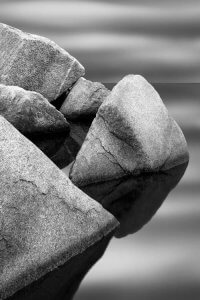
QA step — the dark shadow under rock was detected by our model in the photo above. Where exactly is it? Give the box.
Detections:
[51,91,69,110]
[29,121,90,169]
[7,233,113,300]
[28,132,68,162]
[80,163,188,238]
[51,121,90,168]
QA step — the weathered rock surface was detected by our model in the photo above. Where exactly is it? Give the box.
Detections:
[60,77,110,120]
[70,75,189,186]
[0,84,69,135]
[0,117,118,300]
[0,23,85,102]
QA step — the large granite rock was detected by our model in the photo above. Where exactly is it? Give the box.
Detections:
[60,77,110,120]
[0,23,85,102]
[0,117,118,299]
[0,84,69,135]
[70,75,189,186]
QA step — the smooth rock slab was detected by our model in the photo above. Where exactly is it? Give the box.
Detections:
[70,75,189,186]
[0,84,69,135]
[60,77,110,120]
[0,23,85,102]
[0,117,118,300]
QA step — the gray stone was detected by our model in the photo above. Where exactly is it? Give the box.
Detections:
[0,23,85,102]
[0,116,118,299]
[60,77,110,120]
[69,75,189,186]
[0,84,69,135]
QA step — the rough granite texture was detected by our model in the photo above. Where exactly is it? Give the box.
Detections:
[0,84,69,135]
[0,23,85,102]
[0,117,118,300]
[70,75,189,186]
[60,77,110,120]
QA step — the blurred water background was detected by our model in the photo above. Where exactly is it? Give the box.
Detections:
[0,1,199,300]
[0,0,200,83]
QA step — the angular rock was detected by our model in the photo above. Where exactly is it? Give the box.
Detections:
[0,23,85,102]
[70,75,189,186]
[0,116,118,299]
[60,77,110,120]
[0,84,69,135]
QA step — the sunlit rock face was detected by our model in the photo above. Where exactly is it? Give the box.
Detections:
[60,77,110,120]
[0,23,85,102]
[70,75,189,186]
[0,84,69,135]
[0,117,118,300]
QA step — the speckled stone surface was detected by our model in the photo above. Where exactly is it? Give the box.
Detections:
[0,23,85,102]
[0,84,69,135]
[70,75,189,186]
[0,117,118,300]
[60,77,110,120]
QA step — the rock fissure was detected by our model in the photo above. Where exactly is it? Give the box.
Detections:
[92,133,126,174]
[98,113,135,150]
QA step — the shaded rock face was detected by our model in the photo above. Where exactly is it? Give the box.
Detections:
[0,117,118,300]
[60,77,110,120]
[0,23,85,102]
[81,163,188,238]
[8,233,112,300]
[70,75,189,186]
[0,84,69,135]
